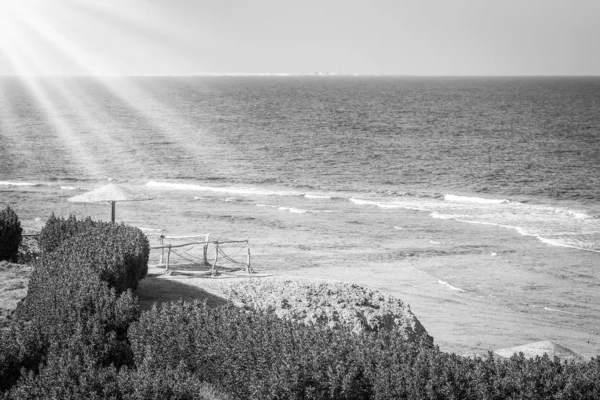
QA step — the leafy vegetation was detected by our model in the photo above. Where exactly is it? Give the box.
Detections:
[128,300,600,400]
[0,206,22,263]
[1,213,600,399]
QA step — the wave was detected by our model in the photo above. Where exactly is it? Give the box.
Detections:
[279,206,309,214]
[543,307,578,315]
[349,198,429,211]
[304,194,332,199]
[536,236,600,253]
[0,181,41,187]
[432,215,600,253]
[348,191,599,253]
[255,204,277,208]
[526,204,592,220]
[138,227,165,233]
[437,279,467,292]
[146,181,303,197]
[60,186,78,191]
[443,194,510,204]
[256,203,312,214]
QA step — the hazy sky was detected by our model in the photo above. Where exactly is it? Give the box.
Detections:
[0,0,599,76]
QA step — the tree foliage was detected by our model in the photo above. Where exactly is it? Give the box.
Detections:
[0,206,22,263]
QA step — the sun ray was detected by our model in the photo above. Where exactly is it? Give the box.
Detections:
[0,11,106,179]
[7,0,239,175]
[0,0,245,179]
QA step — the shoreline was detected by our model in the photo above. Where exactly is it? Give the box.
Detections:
[3,182,600,358]
[140,204,600,358]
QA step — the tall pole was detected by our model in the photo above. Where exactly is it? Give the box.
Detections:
[111,201,116,223]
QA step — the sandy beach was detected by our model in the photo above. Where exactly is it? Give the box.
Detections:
[3,181,599,360]
[133,200,600,359]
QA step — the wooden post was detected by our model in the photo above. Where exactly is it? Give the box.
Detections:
[110,201,116,223]
[159,235,164,264]
[203,233,210,266]
[166,244,171,272]
[211,241,219,276]
[246,238,252,273]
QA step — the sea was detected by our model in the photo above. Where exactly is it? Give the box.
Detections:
[1,76,599,356]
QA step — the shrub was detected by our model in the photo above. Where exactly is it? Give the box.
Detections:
[128,300,600,400]
[6,345,121,400]
[36,217,149,292]
[38,213,94,254]
[2,218,149,393]
[15,256,139,367]
[129,301,373,400]
[0,322,47,392]
[0,206,22,263]
[6,350,232,400]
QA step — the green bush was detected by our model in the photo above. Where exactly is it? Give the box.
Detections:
[4,213,600,399]
[38,213,94,254]
[129,300,600,400]
[6,350,232,400]
[1,218,149,393]
[15,243,140,364]
[0,322,47,392]
[0,206,22,263]
[129,301,372,400]
[36,217,149,292]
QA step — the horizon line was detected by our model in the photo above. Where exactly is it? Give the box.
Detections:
[1,73,599,78]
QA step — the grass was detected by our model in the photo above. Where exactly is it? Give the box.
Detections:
[0,260,32,329]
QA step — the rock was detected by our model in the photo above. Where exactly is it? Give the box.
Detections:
[227,277,433,346]
[493,341,588,362]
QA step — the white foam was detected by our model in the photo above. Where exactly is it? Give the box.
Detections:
[138,227,164,232]
[393,226,404,230]
[60,186,77,191]
[437,279,466,292]
[543,307,577,315]
[304,194,332,199]
[349,198,404,209]
[528,204,591,220]
[350,198,381,206]
[255,203,278,208]
[431,212,464,220]
[279,206,308,214]
[443,194,509,204]
[146,181,303,197]
[350,197,429,212]
[0,181,39,186]
[537,236,600,253]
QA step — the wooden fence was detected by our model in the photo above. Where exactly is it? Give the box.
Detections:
[151,233,252,276]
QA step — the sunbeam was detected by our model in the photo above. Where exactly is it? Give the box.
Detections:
[0,11,106,178]
[0,0,225,179]
[1,0,241,178]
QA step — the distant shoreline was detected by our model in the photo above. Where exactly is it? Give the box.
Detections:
[2,74,600,78]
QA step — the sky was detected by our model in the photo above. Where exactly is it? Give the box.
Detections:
[0,0,599,76]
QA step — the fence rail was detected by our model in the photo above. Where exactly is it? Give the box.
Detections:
[150,233,252,276]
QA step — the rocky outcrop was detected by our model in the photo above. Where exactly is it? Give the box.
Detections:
[494,341,588,362]
[227,277,433,345]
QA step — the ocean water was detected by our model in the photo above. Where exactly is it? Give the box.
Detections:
[1,76,600,355]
